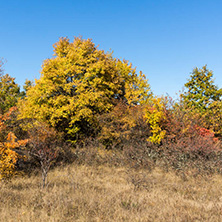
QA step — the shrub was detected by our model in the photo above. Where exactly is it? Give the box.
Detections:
[98,101,150,148]
[27,121,61,188]
[0,108,27,180]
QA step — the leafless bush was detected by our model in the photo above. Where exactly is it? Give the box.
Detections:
[27,121,61,188]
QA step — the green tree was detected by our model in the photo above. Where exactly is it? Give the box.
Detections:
[182,65,222,113]
[0,73,22,114]
[18,37,151,142]
[181,66,222,138]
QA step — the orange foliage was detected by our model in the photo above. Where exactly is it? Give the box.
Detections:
[98,101,148,148]
[196,126,219,143]
[0,107,28,179]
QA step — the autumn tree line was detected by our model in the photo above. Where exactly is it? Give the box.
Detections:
[1,37,222,185]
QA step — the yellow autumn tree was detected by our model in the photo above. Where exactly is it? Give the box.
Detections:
[18,37,151,143]
[0,107,28,179]
[144,97,167,144]
[203,101,222,138]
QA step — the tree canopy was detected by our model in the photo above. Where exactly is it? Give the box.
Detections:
[0,68,22,114]
[182,65,222,112]
[18,37,151,142]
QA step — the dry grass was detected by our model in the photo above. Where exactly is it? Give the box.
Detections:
[1,164,222,221]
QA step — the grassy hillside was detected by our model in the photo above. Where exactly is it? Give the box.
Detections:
[1,163,222,221]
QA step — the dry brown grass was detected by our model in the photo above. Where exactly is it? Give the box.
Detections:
[1,164,222,221]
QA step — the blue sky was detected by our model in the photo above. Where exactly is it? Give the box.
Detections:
[1,0,222,97]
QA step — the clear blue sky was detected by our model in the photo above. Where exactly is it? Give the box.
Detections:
[1,0,222,97]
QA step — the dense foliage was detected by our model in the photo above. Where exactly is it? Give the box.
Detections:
[0,73,23,115]
[181,66,222,138]
[18,37,151,143]
[182,65,222,112]
[0,107,27,179]
[1,38,222,183]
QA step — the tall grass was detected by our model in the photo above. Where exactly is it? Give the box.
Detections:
[1,163,222,221]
